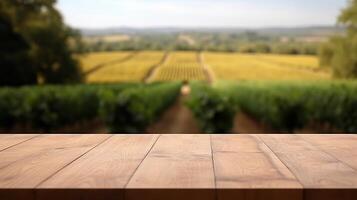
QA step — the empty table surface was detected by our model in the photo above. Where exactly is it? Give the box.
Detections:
[0,134,356,200]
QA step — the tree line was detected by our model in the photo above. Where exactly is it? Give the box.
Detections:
[320,0,357,78]
[82,33,319,55]
[0,0,83,86]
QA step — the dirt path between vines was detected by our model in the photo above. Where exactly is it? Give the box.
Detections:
[146,84,273,134]
[198,52,216,83]
[232,113,272,134]
[146,86,201,134]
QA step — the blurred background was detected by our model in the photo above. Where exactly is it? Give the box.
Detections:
[0,0,356,134]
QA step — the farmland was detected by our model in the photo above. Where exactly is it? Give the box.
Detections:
[78,51,131,73]
[187,80,357,133]
[148,52,208,82]
[76,50,356,134]
[203,53,331,81]
[0,82,181,133]
[72,50,357,134]
[257,54,319,69]
[1,51,355,134]
[80,51,331,83]
[85,51,164,83]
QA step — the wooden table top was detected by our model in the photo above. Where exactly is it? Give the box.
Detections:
[0,134,357,200]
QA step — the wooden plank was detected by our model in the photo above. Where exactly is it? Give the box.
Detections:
[212,135,301,188]
[259,134,357,188]
[0,134,110,189]
[259,134,357,200]
[299,134,357,170]
[126,134,215,200]
[37,134,159,200]
[0,134,357,200]
[0,134,38,152]
[211,135,302,200]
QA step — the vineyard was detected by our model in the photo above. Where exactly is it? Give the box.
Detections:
[187,81,357,133]
[257,54,320,69]
[85,51,164,83]
[79,51,331,83]
[204,53,331,81]
[2,50,357,134]
[78,52,130,73]
[148,52,208,82]
[0,83,181,133]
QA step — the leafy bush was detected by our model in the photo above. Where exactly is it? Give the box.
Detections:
[24,87,99,132]
[100,82,181,133]
[0,84,136,132]
[225,81,357,133]
[187,81,357,133]
[0,89,27,129]
[186,83,236,133]
[226,82,309,132]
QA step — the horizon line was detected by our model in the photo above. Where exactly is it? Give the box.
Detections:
[77,24,341,30]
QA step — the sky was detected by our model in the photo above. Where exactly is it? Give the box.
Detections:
[56,0,348,29]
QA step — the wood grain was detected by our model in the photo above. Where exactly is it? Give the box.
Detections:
[299,134,357,170]
[39,134,159,189]
[0,134,110,188]
[126,134,215,200]
[212,135,302,200]
[0,134,38,152]
[259,134,357,188]
[0,134,356,200]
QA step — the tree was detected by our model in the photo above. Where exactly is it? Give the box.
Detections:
[0,15,37,86]
[319,0,357,78]
[339,0,357,33]
[0,0,83,85]
[29,18,83,83]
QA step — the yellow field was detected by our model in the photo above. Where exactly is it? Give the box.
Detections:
[79,51,331,83]
[204,53,331,80]
[149,52,207,82]
[86,51,164,83]
[166,51,198,64]
[257,54,319,69]
[79,52,130,72]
